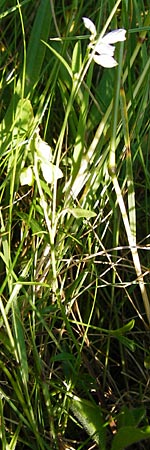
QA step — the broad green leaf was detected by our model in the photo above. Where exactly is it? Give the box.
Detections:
[0,98,33,155]
[25,0,52,94]
[111,426,150,450]
[12,99,34,139]
[70,395,106,449]
[72,41,82,74]
[51,352,75,362]
[68,207,96,219]
[118,406,146,429]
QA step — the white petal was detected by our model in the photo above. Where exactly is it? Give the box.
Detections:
[102,29,126,44]
[35,135,52,161]
[41,162,63,184]
[93,54,118,68]
[20,167,33,186]
[95,42,115,57]
[82,17,96,37]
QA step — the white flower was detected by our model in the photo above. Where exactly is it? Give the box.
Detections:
[82,17,97,38]
[82,17,126,68]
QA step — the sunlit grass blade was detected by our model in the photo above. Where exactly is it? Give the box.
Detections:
[120,85,136,243]
[109,41,150,325]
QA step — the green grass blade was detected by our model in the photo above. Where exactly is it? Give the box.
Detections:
[120,85,136,243]
[25,0,52,95]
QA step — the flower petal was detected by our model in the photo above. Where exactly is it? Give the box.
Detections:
[102,29,126,44]
[20,167,33,186]
[93,54,118,68]
[95,42,115,57]
[82,17,97,37]
[41,162,63,184]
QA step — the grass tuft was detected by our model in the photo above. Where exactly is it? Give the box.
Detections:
[0,1,150,449]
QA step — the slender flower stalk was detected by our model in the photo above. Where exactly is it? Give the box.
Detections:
[82,17,126,68]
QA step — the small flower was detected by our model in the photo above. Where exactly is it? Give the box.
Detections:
[82,16,97,39]
[82,17,126,68]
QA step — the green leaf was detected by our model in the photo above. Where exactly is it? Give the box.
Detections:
[110,319,135,336]
[115,335,136,352]
[25,0,52,94]
[111,426,150,450]
[72,41,82,74]
[16,211,44,235]
[42,40,73,79]
[118,406,146,429]
[70,395,106,449]
[68,207,96,219]
[51,351,75,362]
[12,98,34,138]
[0,98,34,156]
[144,355,150,369]
[12,299,29,384]
[8,423,21,450]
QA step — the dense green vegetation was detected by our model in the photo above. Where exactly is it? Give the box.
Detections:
[0,1,150,449]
